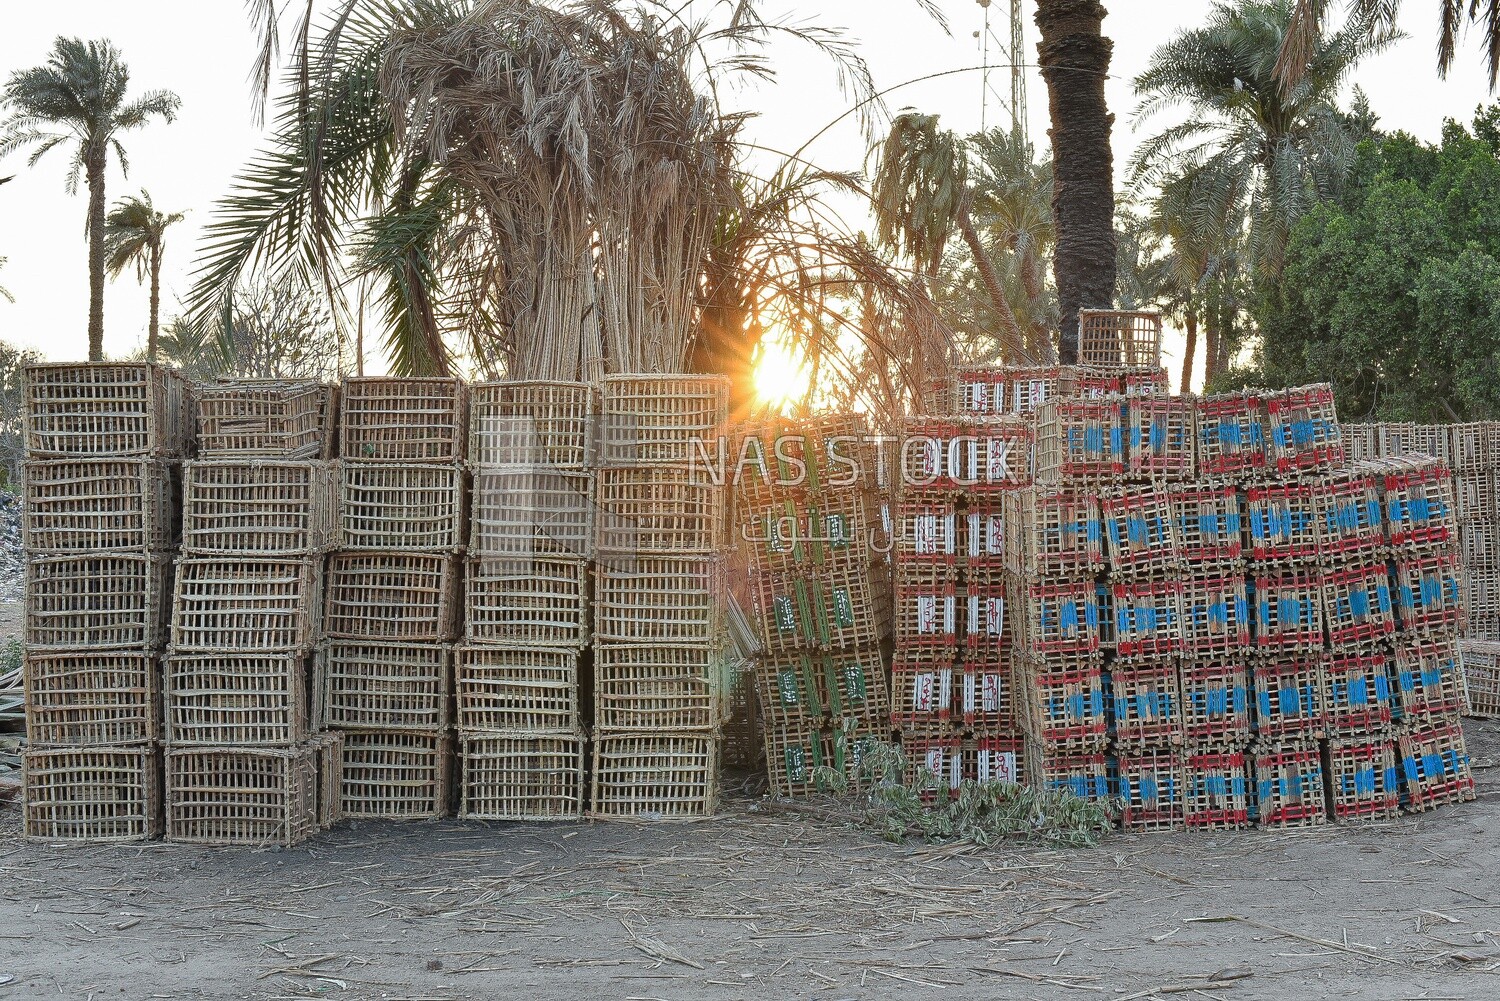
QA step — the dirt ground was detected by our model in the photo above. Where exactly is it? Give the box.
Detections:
[0,723,1496,1001]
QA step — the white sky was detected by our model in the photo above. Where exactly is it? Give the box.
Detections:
[1,1,1496,377]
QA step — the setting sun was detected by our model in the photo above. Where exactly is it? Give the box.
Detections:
[752,336,811,410]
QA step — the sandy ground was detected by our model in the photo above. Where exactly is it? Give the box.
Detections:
[0,722,1496,1001]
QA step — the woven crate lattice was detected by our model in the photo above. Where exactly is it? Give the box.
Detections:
[596,465,724,553]
[165,651,311,746]
[1246,483,1319,563]
[195,380,332,458]
[340,729,452,820]
[1253,656,1327,740]
[1252,740,1327,828]
[1118,749,1184,832]
[590,730,718,819]
[468,380,593,468]
[1034,398,1125,484]
[1026,745,1113,805]
[1323,651,1394,735]
[1126,396,1195,480]
[1180,572,1251,657]
[24,651,159,747]
[172,557,321,651]
[1265,384,1343,475]
[1078,310,1163,368]
[1111,661,1183,750]
[1252,568,1325,651]
[340,377,466,462]
[23,746,162,842]
[1004,488,1104,577]
[594,554,722,644]
[1312,471,1384,562]
[1113,578,1185,657]
[889,650,955,731]
[25,362,186,457]
[1326,736,1401,822]
[471,466,593,558]
[1196,392,1268,479]
[1321,563,1396,649]
[598,374,728,466]
[459,731,585,821]
[27,553,170,650]
[1180,661,1252,745]
[1397,719,1476,812]
[1182,747,1252,830]
[464,555,589,648]
[181,460,335,555]
[1393,553,1464,636]
[595,643,720,732]
[1461,640,1500,718]
[23,458,176,553]
[1170,485,1243,565]
[1393,638,1465,721]
[455,644,579,734]
[317,641,452,731]
[1017,579,1108,656]
[325,552,457,642]
[1361,456,1456,550]
[340,462,465,551]
[1021,659,1109,750]
[1102,487,1179,576]
[166,744,319,846]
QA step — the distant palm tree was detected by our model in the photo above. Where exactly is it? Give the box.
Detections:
[0,38,179,360]
[105,192,185,361]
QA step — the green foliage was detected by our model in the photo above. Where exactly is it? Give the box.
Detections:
[0,638,20,676]
[0,340,41,487]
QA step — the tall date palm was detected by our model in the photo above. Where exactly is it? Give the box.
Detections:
[104,191,185,362]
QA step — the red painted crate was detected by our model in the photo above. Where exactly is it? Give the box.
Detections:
[1246,483,1319,563]
[900,418,959,497]
[1392,638,1465,721]
[1122,366,1172,398]
[1180,662,1252,745]
[1111,660,1183,750]
[894,574,959,649]
[952,418,1033,496]
[1125,396,1195,480]
[1026,742,1114,805]
[1252,740,1327,829]
[1396,718,1476,812]
[1003,488,1105,578]
[1112,578,1184,657]
[1321,563,1396,649]
[1172,485,1244,565]
[1034,398,1126,484]
[1253,656,1327,740]
[961,503,1007,568]
[1117,748,1185,832]
[1252,569,1325,652]
[1180,572,1251,656]
[1102,486,1180,576]
[1325,736,1401,822]
[1362,456,1457,550]
[1069,366,1123,399]
[1016,579,1108,656]
[1020,658,1109,750]
[1182,746,1253,830]
[1195,392,1268,479]
[965,735,1026,786]
[1313,471,1384,562]
[1008,366,1064,417]
[955,367,1007,415]
[904,733,963,802]
[959,655,1015,730]
[1394,552,1465,636]
[963,574,1009,652]
[1322,651,1395,735]
[889,649,956,731]
[1265,383,1344,475]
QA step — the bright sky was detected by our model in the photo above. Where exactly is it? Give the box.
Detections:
[1,1,1496,377]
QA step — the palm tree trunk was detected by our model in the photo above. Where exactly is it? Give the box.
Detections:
[86,148,107,361]
[148,244,162,363]
[1180,307,1197,394]
[956,210,1030,364]
[1203,309,1220,388]
[1020,246,1059,363]
[1036,0,1117,365]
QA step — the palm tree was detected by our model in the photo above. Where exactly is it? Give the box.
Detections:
[104,192,185,361]
[1131,1,1397,276]
[0,38,179,360]
[1280,1,1500,89]
[0,259,12,304]
[1036,0,1118,365]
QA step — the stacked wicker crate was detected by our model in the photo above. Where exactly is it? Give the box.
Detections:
[165,380,338,845]
[324,378,465,821]
[591,375,728,818]
[457,381,593,821]
[739,413,890,796]
[21,363,186,842]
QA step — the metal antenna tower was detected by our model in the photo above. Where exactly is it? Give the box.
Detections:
[976,0,1029,145]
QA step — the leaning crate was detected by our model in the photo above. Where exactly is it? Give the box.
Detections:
[764,721,831,798]
[821,647,890,724]
[1396,718,1475,812]
[1101,486,1179,577]
[1117,748,1185,832]
[1312,469,1384,562]
[1253,654,1327,740]
[1195,391,1268,480]
[1325,736,1401,822]
[458,730,585,821]
[1252,739,1326,829]
[339,376,467,462]
[1179,571,1250,657]
[164,651,312,746]
[1461,639,1500,718]
[317,641,452,731]
[594,554,723,644]
[1393,551,1464,636]
[1392,637,1465,721]
[23,458,177,553]
[324,551,459,643]
[598,374,729,467]
[1003,487,1105,578]
[1360,456,1457,550]
[1111,659,1183,750]
[1078,309,1163,368]
[595,643,721,732]
[24,650,160,747]
[1251,567,1325,652]
[803,562,879,651]
[741,501,811,573]
[312,731,345,830]
[194,380,333,458]
[465,555,589,647]
[468,380,594,468]
[171,557,321,651]
[180,459,336,555]
[25,361,187,457]
[959,651,1014,730]
[1246,482,1319,563]
[1182,745,1252,830]
[889,648,955,732]
[26,552,171,651]
[590,729,718,820]
[1016,578,1108,657]
[1264,383,1343,476]
[1320,563,1396,649]
[1323,650,1395,735]
[1125,396,1195,481]
[1025,742,1113,806]
[340,729,452,820]
[1180,660,1252,746]
[339,462,466,551]
[1021,657,1109,751]
[1112,577,1185,657]
[23,745,162,842]
[596,465,725,553]
[165,743,319,846]
[470,466,594,558]
[455,645,579,734]
[1033,397,1125,484]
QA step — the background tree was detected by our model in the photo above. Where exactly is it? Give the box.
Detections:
[0,38,179,360]
[160,275,344,382]
[104,191,184,362]
[0,341,42,488]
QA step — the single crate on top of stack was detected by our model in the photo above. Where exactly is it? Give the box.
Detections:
[165,379,340,845]
[21,363,188,842]
[591,375,729,819]
[323,377,466,821]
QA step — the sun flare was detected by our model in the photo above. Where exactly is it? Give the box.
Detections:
[752,337,812,410]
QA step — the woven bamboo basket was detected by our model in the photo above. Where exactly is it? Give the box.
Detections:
[594,554,724,644]
[23,458,177,553]
[1396,718,1475,811]
[317,641,452,731]
[1025,743,1113,806]
[26,553,171,651]
[1077,309,1163,368]
[25,362,187,457]
[455,645,579,733]
[1181,746,1251,830]
[181,460,336,555]
[593,643,721,732]
[171,557,321,651]
[1251,739,1327,829]
[1117,748,1185,832]
[194,380,335,458]
[1033,398,1126,485]
[1461,639,1500,718]
[25,650,160,747]
[590,729,719,820]
[340,377,467,462]
[164,651,312,746]
[458,730,585,821]
[1265,383,1344,476]
[468,380,594,468]
[596,465,725,553]
[469,466,594,558]
[339,462,466,551]
[165,743,319,846]
[311,730,345,830]
[23,745,162,842]
[324,551,459,642]
[1325,735,1400,822]
[339,729,452,820]
[464,555,590,647]
[1002,488,1106,578]
[598,374,729,467]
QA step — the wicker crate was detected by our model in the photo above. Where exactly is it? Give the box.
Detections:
[1253,656,1327,740]
[1007,366,1065,417]
[1343,423,1381,462]
[325,552,458,642]
[1393,552,1465,636]
[1313,470,1384,562]
[1265,384,1343,476]
[739,502,805,574]
[1179,572,1251,657]
[955,368,1007,415]
[1321,563,1397,649]
[1252,568,1325,651]
[311,730,344,830]
[23,745,162,842]
[596,465,724,554]
[1121,366,1172,398]
[195,380,333,458]
[181,460,335,555]
[598,374,728,467]
[1118,748,1184,832]
[1112,578,1185,657]
[1180,661,1252,745]
[893,574,959,650]
[1182,746,1252,830]
[961,503,1006,568]
[24,651,160,747]
[1021,658,1109,750]
[959,655,1014,730]
[1034,398,1126,484]
[965,734,1026,785]
[1111,660,1183,750]
[1409,424,1454,466]
[23,458,177,553]
[1003,488,1105,578]
[595,643,720,732]
[1325,736,1401,822]
[339,462,465,551]
[25,362,187,457]
[749,570,807,652]
[1461,639,1500,718]
[464,554,589,648]
[171,557,321,651]
[1392,638,1465,721]
[1396,718,1475,812]
[1360,456,1457,550]
[964,576,1009,650]
[26,553,171,651]
[471,466,593,558]
[1195,392,1268,479]
[951,417,1033,495]
[1078,310,1163,368]
[1102,486,1179,577]
[1025,743,1113,804]
[594,554,722,644]
[1125,396,1195,480]
[340,729,452,820]
[1252,739,1326,829]
[468,380,593,468]
[1450,422,1499,472]
[1067,365,1124,399]
[897,501,958,564]
[1246,483,1319,563]
[1323,651,1395,735]
[317,641,451,731]
[822,648,889,724]
[454,645,578,734]
[340,377,467,462]
[1460,522,1500,571]
[165,743,320,846]
[900,418,959,496]
[759,650,827,726]
[164,651,312,746]
[763,721,831,797]
[1016,578,1109,657]
[889,649,955,731]
[590,729,718,820]
[458,730,585,821]
[1455,473,1499,523]
[905,732,963,800]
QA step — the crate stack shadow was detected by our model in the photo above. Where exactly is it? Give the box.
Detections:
[590,376,728,818]
[457,381,594,821]
[735,414,891,795]
[21,363,186,841]
[164,380,338,845]
[323,378,466,821]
